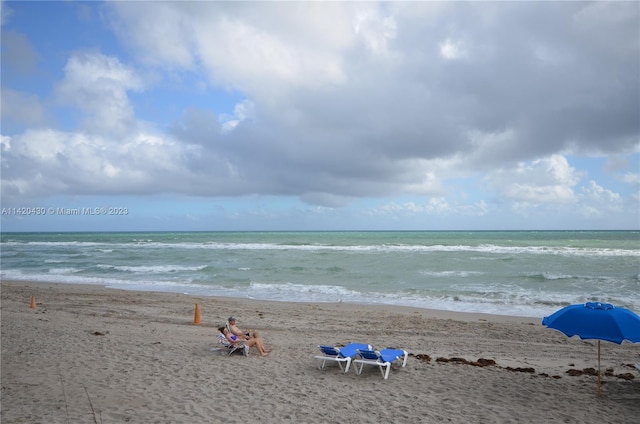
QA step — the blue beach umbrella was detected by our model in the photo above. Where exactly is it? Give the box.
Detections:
[542,302,640,396]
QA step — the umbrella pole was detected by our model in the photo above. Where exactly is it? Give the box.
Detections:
[597,340,601,397]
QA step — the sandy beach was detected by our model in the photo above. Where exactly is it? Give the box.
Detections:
[1,281,639,423]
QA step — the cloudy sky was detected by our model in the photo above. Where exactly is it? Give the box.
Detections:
[1,1,638,231]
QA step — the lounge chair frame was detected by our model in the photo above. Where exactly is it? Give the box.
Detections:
[314,343,372,373]
[353,348,408,379]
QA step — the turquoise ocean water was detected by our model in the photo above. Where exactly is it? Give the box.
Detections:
[1,231,638,318]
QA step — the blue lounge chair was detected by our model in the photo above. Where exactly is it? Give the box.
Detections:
[353,348,408,379]
[315,343,372,373]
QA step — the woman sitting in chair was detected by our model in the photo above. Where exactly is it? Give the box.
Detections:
[218,325,269,356]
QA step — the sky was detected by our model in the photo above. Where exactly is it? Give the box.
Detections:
[1,1,639,232]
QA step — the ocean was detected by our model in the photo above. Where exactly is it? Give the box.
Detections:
[1,231,638,318]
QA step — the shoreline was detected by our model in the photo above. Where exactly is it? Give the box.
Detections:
[2,279,543,323]
[2,280,639,423]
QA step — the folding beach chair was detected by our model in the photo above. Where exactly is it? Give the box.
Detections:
[216,333,249,356]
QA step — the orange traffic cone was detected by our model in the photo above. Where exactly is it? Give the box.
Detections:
[30,295,36,309]
[193,303,201,325]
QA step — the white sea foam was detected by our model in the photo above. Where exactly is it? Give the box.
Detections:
[419,270,485,278]
[48,268,82,274]
[96,264,208,273]
[3,240,638,257]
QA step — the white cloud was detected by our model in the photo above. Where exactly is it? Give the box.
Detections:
[0,135,11,165]
[621,172,640,185]
[580,180,623,212]
[354,8,397,56]
[439,38,466,60]
[55,52,144,136]
[220,100,255,133]
[371,197,487,218]
[487,155,581,205]
[196,14,349,96]
[110,2,352,97]
[402,168,446,196]
[108,2,195,69]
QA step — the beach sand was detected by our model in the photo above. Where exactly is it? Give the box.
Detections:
[2,281,639,423]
